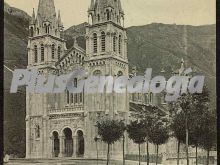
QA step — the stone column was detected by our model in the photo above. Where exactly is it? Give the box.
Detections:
[25,117,31,158]
[98,35,101,53]
[26,94,31,158]
[42,117,47,158]
[83,135,88,158]
[72,136,77,158]
[42,93,48,158]
[59,136,65,157]
[50,136,55,158]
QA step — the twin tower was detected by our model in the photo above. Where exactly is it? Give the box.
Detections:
[26,0,129,159]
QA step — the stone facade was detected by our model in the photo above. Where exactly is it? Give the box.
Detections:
[26,0,129,159]
[25,0,216,163]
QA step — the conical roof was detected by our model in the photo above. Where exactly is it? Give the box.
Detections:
[94,0,123,12]
[37,0,56,22]
[30,8,36,24]
[57,10,63,27]
[89,0,95,11]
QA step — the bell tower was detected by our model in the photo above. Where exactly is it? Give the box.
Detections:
[26,0,66,159]
[84,0,129,159]
[86,0,127,61]
[27,0,66,69]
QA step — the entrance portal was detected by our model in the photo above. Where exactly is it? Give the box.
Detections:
[53,131,60,157]
[63,128,73,157]
[77,130,85,157]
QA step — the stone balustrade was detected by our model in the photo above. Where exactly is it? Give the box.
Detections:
[48,106,84,114]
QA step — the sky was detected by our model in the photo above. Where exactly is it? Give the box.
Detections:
[5,0,216,29]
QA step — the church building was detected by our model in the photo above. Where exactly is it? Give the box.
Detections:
[25,1,207,164]
[26,0,130,159]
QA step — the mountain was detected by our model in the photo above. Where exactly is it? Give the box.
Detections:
[64,23,216,105]
[4,3,30,157]
[3,3,216,157]
[64,22,88,49]
[125,23,216,104]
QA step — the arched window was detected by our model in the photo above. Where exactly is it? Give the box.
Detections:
[37,28,39,35]
[47,25,50,34]
[79,93,83,103]
[74,78,78,87]
[58,46,61,59]
[71,93,74,104]
[119,35,122,54]
[45,25,47,34]
[93,33,97,53]
[41,44,44,62]
[67,90,70,104]
[52,44,55,59]
[106,9,110,20]
[82,57,84,64]
[101,32,106,52]
[30,27,34,37]
[79,56,82,64]
[74,94,78,104]
[98,14,100,21]
[44,24,50,34]
[35,125,40,138]
[113,35,116,52]
[34,45,38,63]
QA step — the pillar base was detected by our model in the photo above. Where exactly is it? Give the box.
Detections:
[58,153,63,158]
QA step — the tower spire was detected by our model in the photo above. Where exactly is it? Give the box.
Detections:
[89,0,124,25]
[89,0,95,11]
[30,8,36,25]
[34,0,64,38]
[58,10,63,27]
[37,0,56,22]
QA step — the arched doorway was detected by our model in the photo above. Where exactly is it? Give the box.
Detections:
[77,130,85,157]
[63,128,73,157]
[52,131,60,157]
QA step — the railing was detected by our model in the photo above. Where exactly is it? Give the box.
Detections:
[48,106,84,114]
[125,154,163,163]
[167,151,217,159]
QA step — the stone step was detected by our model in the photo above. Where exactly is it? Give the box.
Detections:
[6,159,162,165]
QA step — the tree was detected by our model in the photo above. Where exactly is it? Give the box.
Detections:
[170,111,186,165]
[127,120,147,165]
[148,121,169,165]
[177,93,193,165]
[188,87,210,165]
[121,122,127,165]
[130,103,156,165]
[143,116,154,165]
[96,119,125,165]
[172,85,213,165]
[198,110,217,165]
